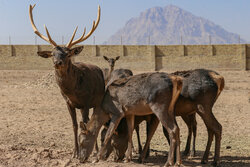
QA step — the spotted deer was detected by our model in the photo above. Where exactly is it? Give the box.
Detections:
[29,4,104,158]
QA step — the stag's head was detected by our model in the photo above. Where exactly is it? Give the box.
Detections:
[103,56,120,68]
[29,4,100,71]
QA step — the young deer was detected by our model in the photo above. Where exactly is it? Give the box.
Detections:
[102,56,120,84]
[29,4,104,158]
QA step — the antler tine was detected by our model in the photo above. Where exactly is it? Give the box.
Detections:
[44,25,58,47]
[81,20,96,41]
[66,26,78,48]
[67,27,86,48]
[66,5,101,48]
[29,4,57,47]
[80,6,101,41]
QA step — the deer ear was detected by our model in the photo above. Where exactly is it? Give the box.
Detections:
[70,46,84,57]
[115,56,120,60]
[37,51,52,58]
[103,56,109,61]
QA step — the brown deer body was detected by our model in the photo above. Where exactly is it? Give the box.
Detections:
[166,69,224,166]
[101,69,195,161]
[78,72,183,166]
[29,4,104,158]
[100,57,195,161]
[102,69,224,167]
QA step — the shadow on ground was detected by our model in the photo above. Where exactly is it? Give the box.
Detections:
[130,150,250,167]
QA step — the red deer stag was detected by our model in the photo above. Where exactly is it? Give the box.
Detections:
[77,72,183,166]
[29,4,104,158]
[103,69,224,167]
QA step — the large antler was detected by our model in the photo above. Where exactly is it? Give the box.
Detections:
[29,4,58,47]
[66,5,101,48]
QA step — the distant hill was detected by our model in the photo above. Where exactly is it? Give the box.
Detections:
[104,5,245,45]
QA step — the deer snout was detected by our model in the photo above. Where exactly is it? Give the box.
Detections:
[54,60,63,68]
[79,149,88,163]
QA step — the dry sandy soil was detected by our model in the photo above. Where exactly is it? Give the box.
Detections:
[0,70,249,167]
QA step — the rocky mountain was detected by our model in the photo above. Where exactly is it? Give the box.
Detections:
[104,5,245,45]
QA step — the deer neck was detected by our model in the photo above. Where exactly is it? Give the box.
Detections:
[107,66,114,82]
[55,60,76,88]
[87,108,109,136]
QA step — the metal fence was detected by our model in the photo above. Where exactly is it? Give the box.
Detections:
[0,35,246,45]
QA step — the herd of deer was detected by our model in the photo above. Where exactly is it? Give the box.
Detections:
[28,4,225,167]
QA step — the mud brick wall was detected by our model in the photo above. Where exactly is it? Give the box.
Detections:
[155,44,247,71]
[246,45,250,70]
[0,44,249,71]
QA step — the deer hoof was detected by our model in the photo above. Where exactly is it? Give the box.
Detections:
[182,150,189,157]
[174,162,182,167]
[138,157,144,163]
[71,148,79,159]
[124,158,131,163]
[212,161,220,167]
[164,161,174,167]
[201,159,208,164]
[91,158,99,163]
[190,151,196,157]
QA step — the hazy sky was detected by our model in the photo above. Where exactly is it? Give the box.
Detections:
[0,0,249,44]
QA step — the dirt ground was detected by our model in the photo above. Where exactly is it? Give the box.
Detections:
[0,70,249,167]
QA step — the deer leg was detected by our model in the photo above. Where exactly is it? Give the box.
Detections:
[139,115,159,163]
[145,121,151,158]
[162,125,171,145]
[98,93,125,160]
[202,128,213,164]
[80,107,99,155]
[190,113,197,157]
[125,114,135,162]
[78,106,110,163]
[181,114,192,157]
[91,107,101,160]
[80,108,97,154]
[98,112,124,160]
[80,108,89,123]
[197,104,222,167]
[100,121,113,160]
[164,117,181,167]
[135,125,142,154]
[152,108,181,166]
[67,103,78,158]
